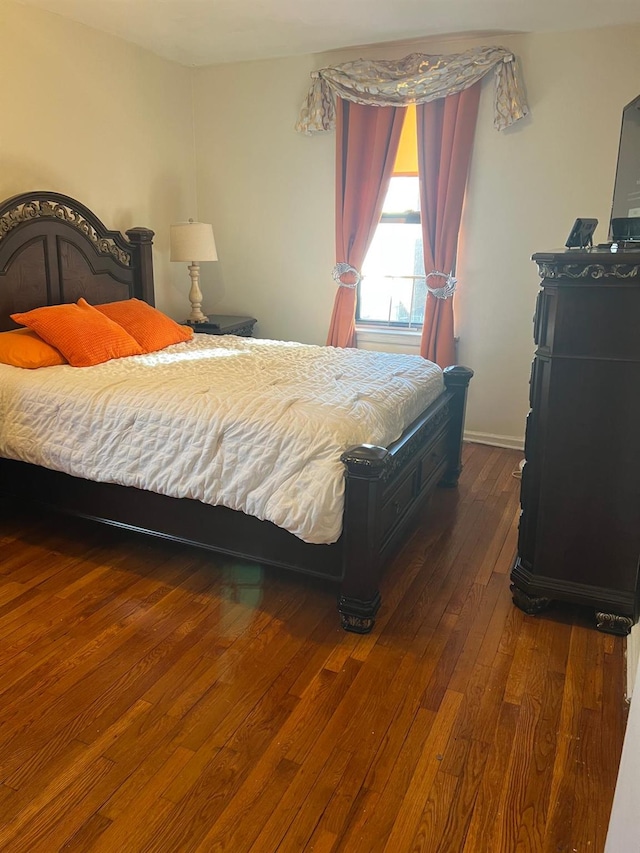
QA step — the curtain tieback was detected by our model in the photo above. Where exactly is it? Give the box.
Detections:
[332,262,361,288]
[426,270,457,299]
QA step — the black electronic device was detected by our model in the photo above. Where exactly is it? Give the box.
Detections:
[609,93,640,240]
[565,218,598,249]
[610,217,640,242]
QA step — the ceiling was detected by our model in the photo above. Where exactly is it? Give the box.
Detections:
[16,0,640,66]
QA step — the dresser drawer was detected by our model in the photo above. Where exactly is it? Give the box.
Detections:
[551,286,640,360]
[533,288,556,352]
[524,411,535,461]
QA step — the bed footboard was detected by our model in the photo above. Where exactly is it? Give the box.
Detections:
[337,365,473,633]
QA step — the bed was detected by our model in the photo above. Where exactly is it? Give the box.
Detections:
[0,190,473,633]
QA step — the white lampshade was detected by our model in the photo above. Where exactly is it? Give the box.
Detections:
[170,220,218,262]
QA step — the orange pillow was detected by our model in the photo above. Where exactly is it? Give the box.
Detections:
[0,328,67,368]
[11,298,144,367]
[94,298,193,352]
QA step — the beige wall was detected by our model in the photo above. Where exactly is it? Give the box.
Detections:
[193,53,337,346]
[193,26,640,444]
[0,0,197,318]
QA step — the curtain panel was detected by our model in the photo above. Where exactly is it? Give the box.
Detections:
[296,46,527,135]
[418,83,481,367]
[326,100,406,348]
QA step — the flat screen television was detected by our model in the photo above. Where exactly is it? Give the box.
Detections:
[610,93,640,241]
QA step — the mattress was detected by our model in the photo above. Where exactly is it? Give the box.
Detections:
[0,335,444,544]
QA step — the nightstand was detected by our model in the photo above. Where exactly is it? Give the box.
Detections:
[186,314,257,337]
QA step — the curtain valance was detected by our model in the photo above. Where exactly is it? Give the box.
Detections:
[296,46,528,134]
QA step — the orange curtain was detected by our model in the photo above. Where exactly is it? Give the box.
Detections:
[417,83,481,367]
[326,99,406,347]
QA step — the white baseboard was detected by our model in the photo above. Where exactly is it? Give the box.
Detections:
[464,431,525,451]
[627,624,640,700]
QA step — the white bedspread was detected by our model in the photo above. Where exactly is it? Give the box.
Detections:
[0,335,443,544]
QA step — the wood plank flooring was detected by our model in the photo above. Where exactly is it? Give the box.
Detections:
[0,444,628,852]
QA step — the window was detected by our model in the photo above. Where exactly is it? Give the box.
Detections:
[358,176,425,328]
[357,107,426,329]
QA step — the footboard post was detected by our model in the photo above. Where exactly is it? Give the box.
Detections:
[338,445,390,634]
[440,365,474,487]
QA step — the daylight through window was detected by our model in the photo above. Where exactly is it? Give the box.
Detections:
[358,107,426,329]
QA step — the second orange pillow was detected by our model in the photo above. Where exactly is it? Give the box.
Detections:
[94,298,193,353]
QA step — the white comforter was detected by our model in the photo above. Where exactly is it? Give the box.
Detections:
[0,335,443,544]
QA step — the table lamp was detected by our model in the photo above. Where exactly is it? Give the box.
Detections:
[170,219,218,323]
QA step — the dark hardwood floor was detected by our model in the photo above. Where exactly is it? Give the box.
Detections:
[0,444,628,852]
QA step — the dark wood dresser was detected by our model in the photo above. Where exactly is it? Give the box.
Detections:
[510,247,640,635]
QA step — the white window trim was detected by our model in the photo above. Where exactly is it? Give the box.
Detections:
[356,327,461,360]
[356,323,422,342]
[356,323,422,353]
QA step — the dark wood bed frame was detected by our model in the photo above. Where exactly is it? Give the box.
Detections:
[0,191,473,633]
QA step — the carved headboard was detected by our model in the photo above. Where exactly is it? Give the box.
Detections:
[0,191,155,331]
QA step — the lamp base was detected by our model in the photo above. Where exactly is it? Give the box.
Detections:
[187,262,208,323]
